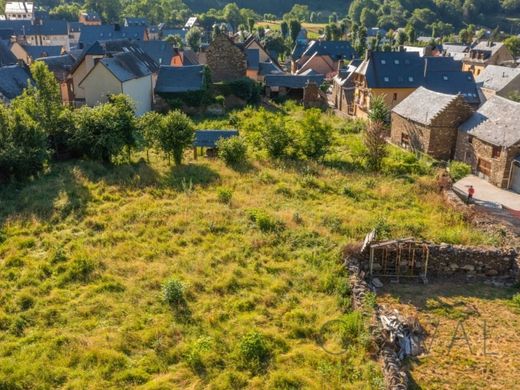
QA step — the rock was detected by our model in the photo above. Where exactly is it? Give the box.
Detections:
[449,263,459,270]
[372,278,384,288]
[462,265,475,272]
[486,269,499,277]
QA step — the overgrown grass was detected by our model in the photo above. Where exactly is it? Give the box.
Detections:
[0,107,497,388]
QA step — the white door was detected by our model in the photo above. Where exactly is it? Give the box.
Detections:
[511,160,520,194]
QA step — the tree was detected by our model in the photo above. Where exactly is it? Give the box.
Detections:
[356,26,367,57]
[248,17,255,33]
[156,110,194,165]
[136,111,162,161]
[71,95,136,163]
[504,36,520,57]
[0,104,47,181]
[280,21,289,39]
[325,24,332,41]
[298,109,332,160]
[360,8,377,28]
[223,2,243,30]
[84,0,121,22]
[397,30,407,47]
[407,25,416,44]
[289,19,301,43]
[49,3,80,21]
[165,34,183,49]
[283,4,310,22]
[186,27,202,52]
[364,95,389,171]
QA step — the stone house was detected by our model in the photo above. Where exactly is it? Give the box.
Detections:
[264,71,324,100]
[11,42,62,64]
[37,54,76,103]
[455,96,520,192]
[391,87,473,160]
[476,65,520,101]
[350,51,479,119]
[331,59,362,117]
[206,33,246,82]
[462,41,514,77]
[79,51,154,116]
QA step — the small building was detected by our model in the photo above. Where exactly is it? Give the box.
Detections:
[206,33,246,82]
[455,96,520,191]
[0,63,31,103]
[193,129,238,158]
[331,59,362,117]
[11,42,62,64]
[79,10,101,26]
[462,41,514,77]
[37,54,76,103]
[79,51,153,115]
[155,64,206,95]
[476,65,520,101]
[4,2,34,21]
[264,71,324,100]
[441,43,470,61]
[391,87,473,160]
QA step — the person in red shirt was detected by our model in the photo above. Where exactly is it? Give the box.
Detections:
[467,185,475,204]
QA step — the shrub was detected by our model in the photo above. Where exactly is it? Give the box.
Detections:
[298,109,332,160]
[18,293,35,311]
[163,278,185,306]
[216,187,233,204]
[185,336,213,373]
[63,258,96,283]
[511,293,520,308]
[248,209,284,232]
[448,160,471,182]
[215,95,225,106]
[341,119,366,134]
[340,311,365,347]
[217,136,248,166]
[236,331,271,373]
[156,110,195,165]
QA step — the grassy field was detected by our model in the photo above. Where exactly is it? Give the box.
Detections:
[257,21,327,39]
[0,108,501,389]
[379,283,520,389]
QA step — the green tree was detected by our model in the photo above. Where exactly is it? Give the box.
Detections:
[136,111,162,161]
[280,21,289,39]
[504,36,520,57]
[49,3,80,21]
[289,19,301,43]
[407,25,416,44]
[223,2,243,30]
[298,109,332,160]
[164,34,183,49]
[84,0,121,22]
[360,8,377,28]
[364,95,389,171]
[186,27,202,52]
[157,110,195,165]
[248,17,255,33]
[283,4,310,22]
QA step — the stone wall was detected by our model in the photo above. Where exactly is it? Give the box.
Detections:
[362,242,519,282]
[206,34,247,83]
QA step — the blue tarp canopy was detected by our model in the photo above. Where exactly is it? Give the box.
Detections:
[194,130,239,148]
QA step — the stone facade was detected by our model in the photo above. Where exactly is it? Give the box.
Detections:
[303,81,327,108]
[391,97,473,160]
[455,132,520,189]
[206,34,246,83]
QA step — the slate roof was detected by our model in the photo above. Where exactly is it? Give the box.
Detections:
[300,40,357,61]
[26,20,68,36]
[0,29,14,40]
[124,17,148,27]
[182,49,199,65]
[392,87,462,126]
[135,40,174,65]
[356,51,480,104]
[476,65,520,92]
[86,52,152,83]
[194,130,239,148]
[442,43,469,61]
[246,48,259,70]
[0,64,31,100]
[471,41,504,56]
[79,25,146,45]
[259,60,283,76]
[0,40,17,66]
[459,96,520,147]
[292,42,307,60]
[264,73,325,88]
[0,20,31,35]
[22,44,62,59]
[68,22,83,33]
[155,65,205,93]
[37,54,75,81]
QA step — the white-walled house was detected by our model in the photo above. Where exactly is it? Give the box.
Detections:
[79,52,153,115]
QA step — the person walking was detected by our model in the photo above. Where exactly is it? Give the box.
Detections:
[467,185,475,204]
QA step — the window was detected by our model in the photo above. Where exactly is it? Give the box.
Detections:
[492,146,501,158]
[394,59,400,64]
[408,76,414,82]
[381,60,386,64]
[443,75,448,81]
[384,76,389,82]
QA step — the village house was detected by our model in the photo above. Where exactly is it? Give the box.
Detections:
[79,51,154,116]
[455,96,520,192]
[205,33,246,82]
[136,40,175,66]
[476,65,520,101]
[4,2,34,21]
[462,41,514,76]
[79,11,101,26]
[37,54,76,103]
[0,19,70,50]
[291,40,357,78]
[69,39,158,105]
[349,51,479,119]
[0,63,31,103]
[391,87,473,160]
[10,41,62,64]
[264,71,324,100]
[78,24,148,47]
[331,59,362,117]
[68,22,83,47]
[171,48,199,66]
[441,43,470,61]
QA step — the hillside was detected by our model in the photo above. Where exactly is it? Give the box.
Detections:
[184,0,347,14]
[0,106,499,388]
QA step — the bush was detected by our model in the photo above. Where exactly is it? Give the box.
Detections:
[298,109,332,160]
[163,278,185,306]
[217,136,247,166]
[157,110,195,165]
[511,293,520,308]
[216,187,233,204]
[236,331,271,373]
[248,209,284,232]
[448,160,471,182]
[63,258,96,283]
